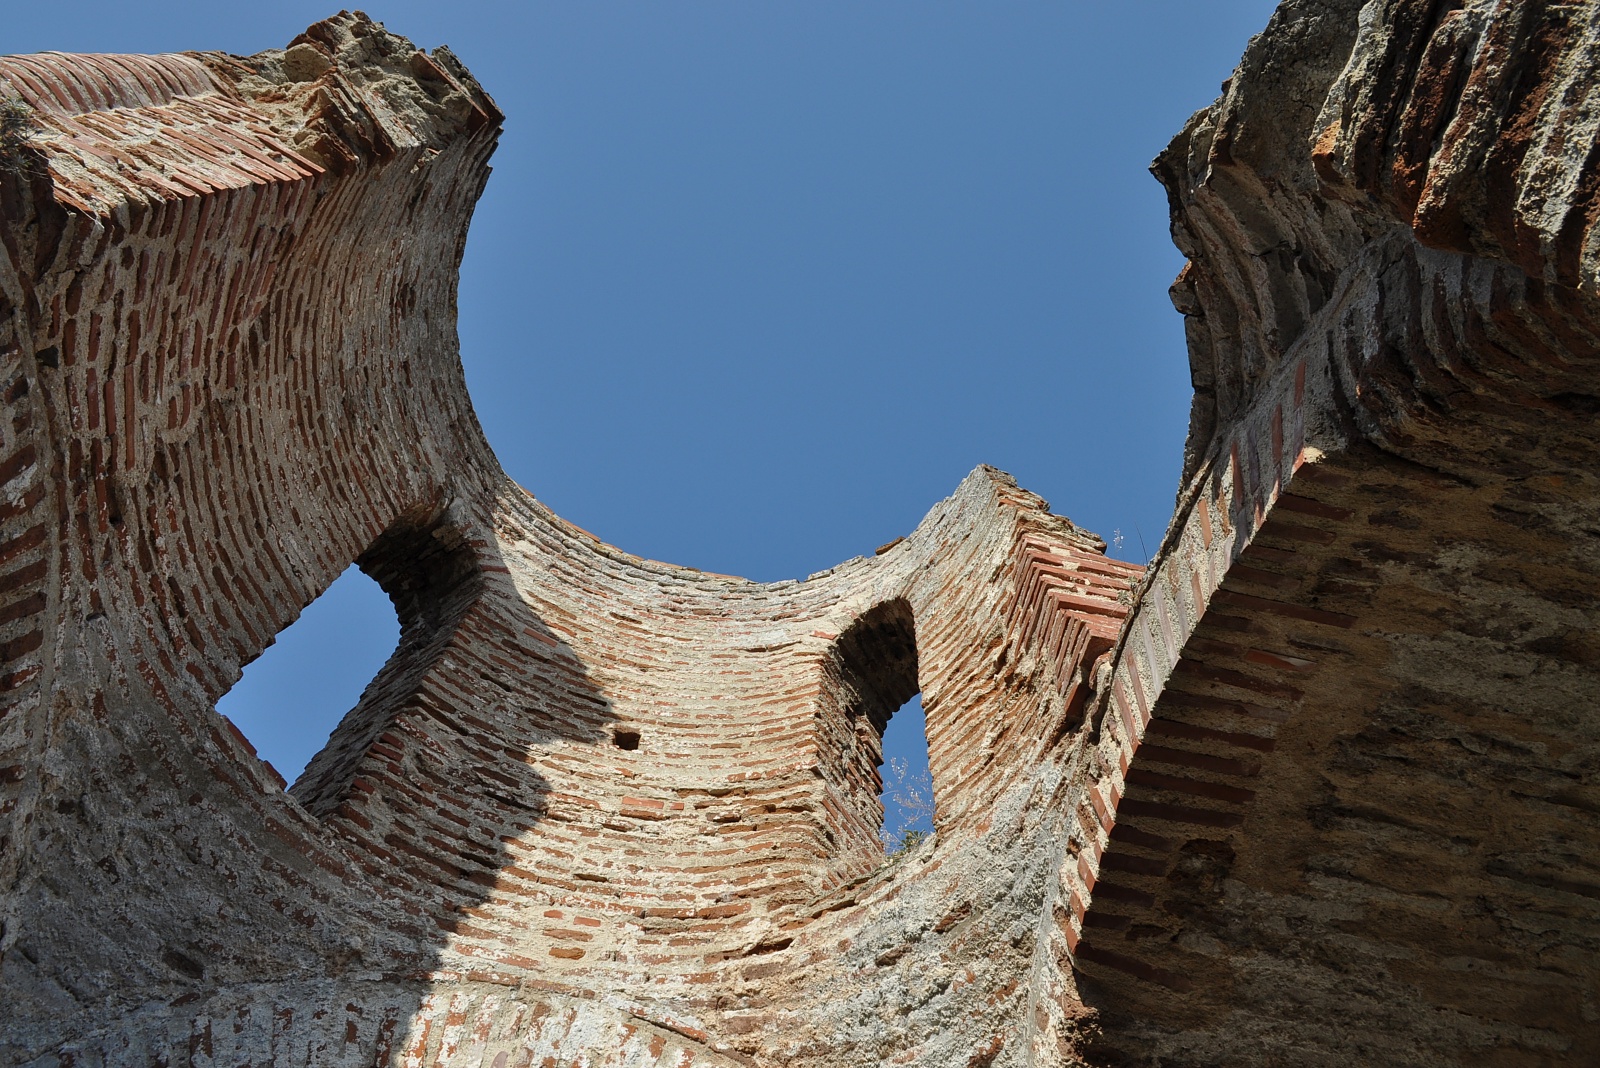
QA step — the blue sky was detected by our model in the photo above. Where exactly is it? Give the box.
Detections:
[13,3,1278,819]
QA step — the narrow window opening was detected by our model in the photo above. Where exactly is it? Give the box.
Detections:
[613,729,642,751]
[819,598,928,874]
[217,565,400,789]
[878,693,934,853]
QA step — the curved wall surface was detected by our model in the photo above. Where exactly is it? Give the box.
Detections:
[1,4,1596,1066]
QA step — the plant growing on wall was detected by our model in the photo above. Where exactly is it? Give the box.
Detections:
[0,87,39,176]
[880,754,934,855]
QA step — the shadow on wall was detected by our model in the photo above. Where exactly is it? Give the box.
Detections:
[278,501,629,971]
[0,18,644,1062]
[36,495,628,1062]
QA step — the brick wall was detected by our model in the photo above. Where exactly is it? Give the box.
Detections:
[0,17,1139,1066]
[1067,1,1600,1063]
[4,4,1599,1066]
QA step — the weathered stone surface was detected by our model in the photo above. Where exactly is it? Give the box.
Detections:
[1,3,1597,1066]
[1076,1,1600,1063]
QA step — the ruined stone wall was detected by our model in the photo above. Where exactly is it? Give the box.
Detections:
[2,4,1598,1067]
[1065,1,1600,1064]
[0,16,1143,1065]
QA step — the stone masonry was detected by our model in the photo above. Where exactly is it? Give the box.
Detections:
[0,3,1597,1066]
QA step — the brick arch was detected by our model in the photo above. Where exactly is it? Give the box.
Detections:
[813,598,921,878]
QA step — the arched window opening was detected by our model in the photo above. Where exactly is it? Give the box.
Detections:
[217,565,399,789]
[818,599,931,872]
[878,693,934,853]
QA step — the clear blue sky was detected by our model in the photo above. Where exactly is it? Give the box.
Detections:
[12,3,1278,805]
